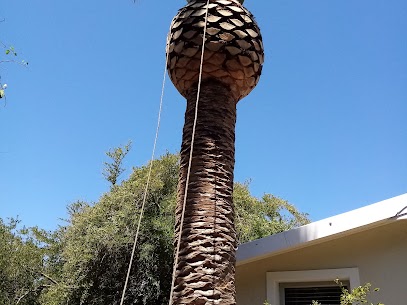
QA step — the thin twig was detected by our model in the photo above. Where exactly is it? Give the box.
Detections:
[0,59,28,67]
[39,271,59,285]
[16,290,31,305]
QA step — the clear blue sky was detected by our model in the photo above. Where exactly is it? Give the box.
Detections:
[1,0,406,231]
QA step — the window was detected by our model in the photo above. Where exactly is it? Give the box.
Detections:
[266,268,360,305]
[280,281,349,305]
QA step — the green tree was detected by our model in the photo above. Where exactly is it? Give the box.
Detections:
[41,153,179,305]
[0,218,58,305]
[103,141,132,187]
[40,152,308,305]
[234,182,309,244]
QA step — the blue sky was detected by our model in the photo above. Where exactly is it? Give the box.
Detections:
[1,0,406,231]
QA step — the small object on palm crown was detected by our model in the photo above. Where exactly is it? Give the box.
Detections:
[187,0,244,3]
[169,0,263,102]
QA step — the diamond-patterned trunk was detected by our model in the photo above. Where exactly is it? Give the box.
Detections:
[167,0,264,304]
[174,79,237,305]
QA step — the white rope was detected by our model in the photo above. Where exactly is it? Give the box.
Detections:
[168,1,211,304]
[119,40,170,305]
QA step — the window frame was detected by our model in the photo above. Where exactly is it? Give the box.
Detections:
[266,268,360,305]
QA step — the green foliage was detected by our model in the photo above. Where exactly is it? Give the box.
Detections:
[41,153,179,305]
[235,181,309,244]
[0,218,58,305]
[1,42,28,66]
[311,280,384,305]
[336,280,384,305]
[2,151,308,304]
[41,152,308,304]
[5,45,17,56]
[265,281,384,305]
[103,141,132,186]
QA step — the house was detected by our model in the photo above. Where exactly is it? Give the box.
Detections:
[235,193,407,305]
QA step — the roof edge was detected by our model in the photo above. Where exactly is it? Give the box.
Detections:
[236,193,407,266]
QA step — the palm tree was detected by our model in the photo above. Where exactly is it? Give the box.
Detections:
[166,0,264,304]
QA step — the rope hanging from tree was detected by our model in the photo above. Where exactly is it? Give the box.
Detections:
[119,34,170,305]
[168,0,211,304]
[120,1,211,303]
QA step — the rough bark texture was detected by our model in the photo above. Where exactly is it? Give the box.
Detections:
[173,79,237,305]
[167,0,264,303]
[167,0,264,102]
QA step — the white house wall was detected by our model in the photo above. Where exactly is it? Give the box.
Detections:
[235,219,407,305]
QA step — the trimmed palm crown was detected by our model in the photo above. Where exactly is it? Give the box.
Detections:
[167,0,264,102]
[188,0,245,4]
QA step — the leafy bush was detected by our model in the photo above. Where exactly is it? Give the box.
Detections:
[3,150,309,305]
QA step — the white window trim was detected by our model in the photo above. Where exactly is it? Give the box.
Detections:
[266,268,360,305]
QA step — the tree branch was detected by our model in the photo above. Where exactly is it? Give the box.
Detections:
[39,271,59,285]
[0,59,28,67]
[16,290,31,305]
[15,284,53,304]
[25,267,60,285]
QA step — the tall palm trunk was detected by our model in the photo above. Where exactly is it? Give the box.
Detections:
[174,79,237,304]
[166,0,264,304]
